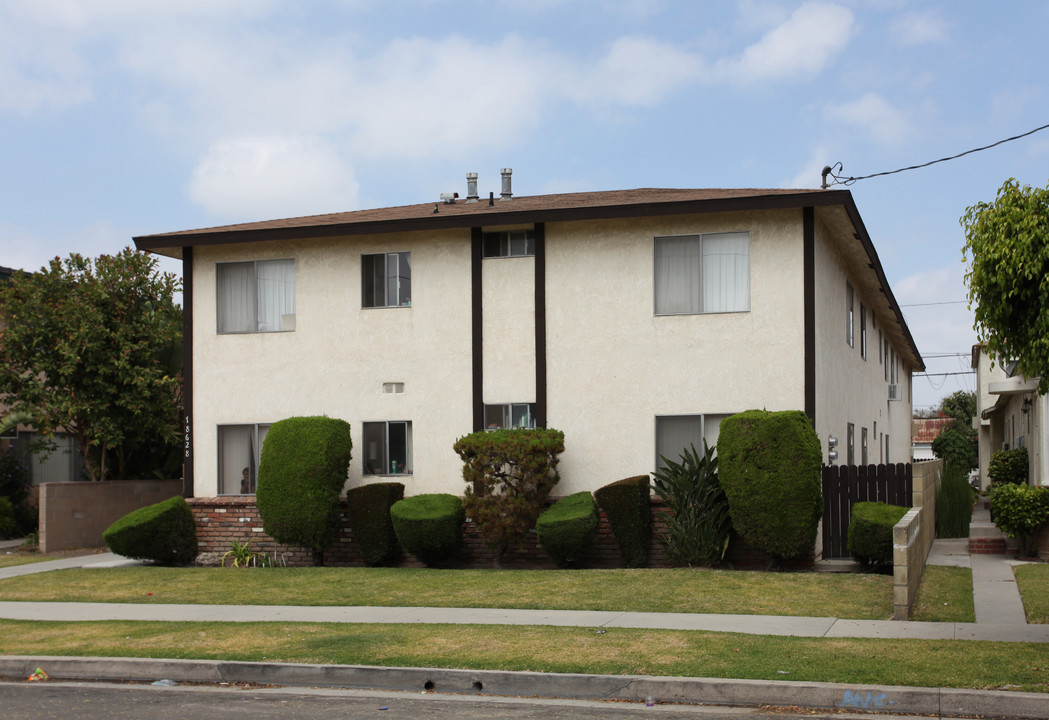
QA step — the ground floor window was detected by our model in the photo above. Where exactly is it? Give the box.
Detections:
[218,424,270,495]
[484,403,536,430]
[655,414,727,471]
[363,421,412,475]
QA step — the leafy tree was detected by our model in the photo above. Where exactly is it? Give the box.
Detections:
[455,428,564,566]
[931,390,978,470]
[0,250,182,481]
[962,178,1049,393]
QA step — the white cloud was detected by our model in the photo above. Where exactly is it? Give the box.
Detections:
[718,2,854,82]
[890,9,951,46]
[574,36,705,106]
[187,136,360,221]
[782,147,834,189]
[826,92,910,146]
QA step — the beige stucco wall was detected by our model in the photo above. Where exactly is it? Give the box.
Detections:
[482,255,536,404]
[544,210,807,494]
[192,231,474,497]
[812,215,913,466]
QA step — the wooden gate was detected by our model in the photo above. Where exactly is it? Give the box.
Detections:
[821,463,913,559]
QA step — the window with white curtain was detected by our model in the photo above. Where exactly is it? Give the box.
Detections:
[363,421,412,475]
[216,259,295,333]
[484,403,536,430]
[655,414,727,471]
[654,232,749,315]
[217,424,271,495]
[362,252,411,308]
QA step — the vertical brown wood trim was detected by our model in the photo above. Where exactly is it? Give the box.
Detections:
[182,247,194,498]
[534,223,547,429]
[471,227,484,432]
[803,207,816,425]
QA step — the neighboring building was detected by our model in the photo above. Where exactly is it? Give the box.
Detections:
[972,344,1047,488]
[911,417,952,461]
[134,175,923,499]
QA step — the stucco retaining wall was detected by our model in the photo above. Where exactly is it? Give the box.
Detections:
[38,479,183,553]
[892,460,940,620]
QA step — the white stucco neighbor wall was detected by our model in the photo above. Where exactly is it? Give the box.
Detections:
[192,231,474,497]
[544,210,807,495]
[812,216,913,466]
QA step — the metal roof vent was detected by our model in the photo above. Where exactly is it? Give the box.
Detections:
[465,172,479,203]
[500,168,513,201]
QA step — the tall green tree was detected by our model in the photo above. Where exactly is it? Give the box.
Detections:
[931,390,978,470]
[0,249,182,481]
[962,178,1049,393]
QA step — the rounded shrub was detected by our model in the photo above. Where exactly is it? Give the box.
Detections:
[989,482,1049,557]
[536,492,598,566]
[594,475,651,568]
[102,495,197,565]
[347,482,404,566]
[256,416,352,566]
[391,493,464,566]
[988,447,1029,485]
[717,409,823,562]
[847,501,908,568]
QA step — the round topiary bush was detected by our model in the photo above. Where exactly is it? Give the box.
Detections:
[536,492,598,567]
[847,501,908,569]
[594,475,651,568]
[390,493,464,566]
[988,447,1029,485]
[717,409,823,563]
[256,416,353,566]
[347,482,404,566]
[102,495,198,565]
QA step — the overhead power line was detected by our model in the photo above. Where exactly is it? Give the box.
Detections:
[821,122,1049,188]
[899,300,969,308]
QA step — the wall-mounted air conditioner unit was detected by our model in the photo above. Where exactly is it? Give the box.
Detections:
[888,384,902,401]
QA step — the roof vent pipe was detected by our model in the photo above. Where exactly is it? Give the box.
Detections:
[465,172,479,203]
[500,168,513,200]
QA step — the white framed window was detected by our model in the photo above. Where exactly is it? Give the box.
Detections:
[362,252,411,308]
[655,414,726,471]
[218,423,271,495]
[654,232,750,315]
[483,229,535,258]
[861,427,869,465]
[217,259,295,333]
[847,423,855,466]
[484,403,536,430]
[363,421,412,475]
[846,281,854,347]
[860,303,867,359]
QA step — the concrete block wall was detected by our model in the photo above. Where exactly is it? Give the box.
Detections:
[39,479,183,553]
[892,460,940,620]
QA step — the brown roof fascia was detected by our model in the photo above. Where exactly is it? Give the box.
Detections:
[133,188,845,251]
[839,195,925,372]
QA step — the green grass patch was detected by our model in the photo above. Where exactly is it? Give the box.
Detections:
[0,567,893,619]
[1015,564,1049,624]
[910,565,975,623]
[0,619,1046,692]
[0,554,51,569]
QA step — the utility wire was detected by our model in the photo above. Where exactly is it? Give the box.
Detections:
[822,122,1049,188]
[899,300,969,307]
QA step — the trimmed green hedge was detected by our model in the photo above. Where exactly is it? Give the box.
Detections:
[717,409,822,562]
[594,475,651,568]
[989,447,1029,485]
[990,482,1049,556]
[102,495,197,565]
[391,493,464,566]
[347,482,404,566]
[847,501,908,568]
[536,492,598,567]
[256,416,352,565]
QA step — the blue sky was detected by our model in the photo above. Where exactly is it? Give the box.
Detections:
[2,0,1047,412]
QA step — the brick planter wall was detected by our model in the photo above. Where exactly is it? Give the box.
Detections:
[188,496,801,569]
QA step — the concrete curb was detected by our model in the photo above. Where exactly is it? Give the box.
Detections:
[2,656,1047,718]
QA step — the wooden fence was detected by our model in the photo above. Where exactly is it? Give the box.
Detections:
[822,463,913,559]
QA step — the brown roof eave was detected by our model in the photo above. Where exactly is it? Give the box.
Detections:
[133,189,847,252]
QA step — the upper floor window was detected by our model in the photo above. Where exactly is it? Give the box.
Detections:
[484,403,536,430]
[363,420,412,475]
[654,232,750,315]
[483,230,534,258]
[846,281,854,347]
[860,303,867,359]
[217,259,295,333]
[218,423,271,495]
[363,252,411,308]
